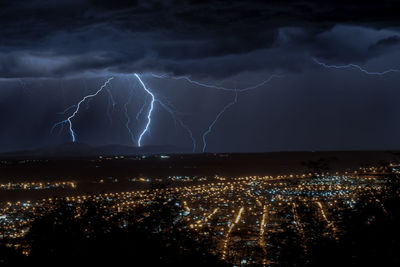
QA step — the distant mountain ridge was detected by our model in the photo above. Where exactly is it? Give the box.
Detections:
[0,142,190,158]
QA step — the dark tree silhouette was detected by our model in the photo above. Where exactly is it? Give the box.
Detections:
[307,182,400,267]
[301,157,333,175]
[15,197,227,266]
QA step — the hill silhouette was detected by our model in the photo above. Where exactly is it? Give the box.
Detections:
[0,142,190,158]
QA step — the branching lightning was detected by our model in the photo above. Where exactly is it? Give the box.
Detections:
[134,73,196,150]
[51,77,114,142]
[57,105,77,115]
[50,70,281,151]
[52,74,196,151]
[123,84,136,144]
[82,78,92,110]
[151,72,283,152]
[152,73,282,92]
[105,82,117,125]
[312,57,400,76]
[202,90,238,152]
[156,99,196,152]
[136,94,148,121]
[179,121,196,153]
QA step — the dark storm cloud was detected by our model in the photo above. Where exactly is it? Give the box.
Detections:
[369,35,400,52]
[1,0,400,78]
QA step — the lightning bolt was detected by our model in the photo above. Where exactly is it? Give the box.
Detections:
[312,57,400,75]
[136,94,148,121]
[82,78,93,110]
[50,71,279,150]
[105,82,117,125]
[134,73,155,147]
[152,73,282,152]
[152,73,282,92]
[56,105,77,115]
[133,74,196,151]
[202,90,238,152]
[123,84,136,144]
[180,121,196,152]
[156,99,196,152]
[51,77,114,142]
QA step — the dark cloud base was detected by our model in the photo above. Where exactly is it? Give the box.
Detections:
[1,1,400,78]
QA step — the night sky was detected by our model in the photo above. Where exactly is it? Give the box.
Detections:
[1,0,400,153]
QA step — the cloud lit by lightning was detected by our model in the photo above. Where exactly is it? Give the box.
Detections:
[51,77,114,142]
[312,57,400,76]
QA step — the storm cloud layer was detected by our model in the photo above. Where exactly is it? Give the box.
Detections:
[1,1,400,153]
[2,0,400,78]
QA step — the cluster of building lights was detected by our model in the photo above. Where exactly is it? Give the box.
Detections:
[0,181,76,190]
[0,169,398,265]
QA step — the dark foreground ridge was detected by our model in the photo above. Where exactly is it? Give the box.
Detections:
[0,149,399,180]
[0,142,189,158]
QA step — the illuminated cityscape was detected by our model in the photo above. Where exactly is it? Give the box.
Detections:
[1,158,399,265]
